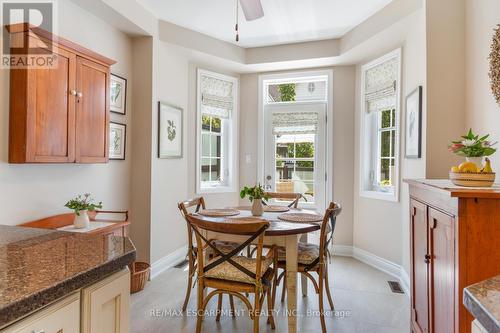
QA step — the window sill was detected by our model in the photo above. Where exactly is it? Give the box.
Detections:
[360,190,399,202]
[197,185,237,195]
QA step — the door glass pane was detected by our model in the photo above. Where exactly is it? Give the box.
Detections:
[275,132,315,203]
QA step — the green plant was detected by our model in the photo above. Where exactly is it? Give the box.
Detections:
[65,193,102,216]
[240,184,271,202]
[448,129,497,157]
[278,83,296,102]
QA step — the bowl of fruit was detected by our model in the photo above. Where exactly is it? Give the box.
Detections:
[449,158,495,187]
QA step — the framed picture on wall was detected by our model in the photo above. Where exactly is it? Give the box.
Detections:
[110,74,127,115]
[405,86,423,158]
[109,122,126,160]
[158,101,183,158]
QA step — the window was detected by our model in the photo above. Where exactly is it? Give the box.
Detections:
[360,49,401,201]
[197,69,238,193]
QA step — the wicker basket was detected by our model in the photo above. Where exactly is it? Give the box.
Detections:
[449,172,496,187]
[129,262,150,294]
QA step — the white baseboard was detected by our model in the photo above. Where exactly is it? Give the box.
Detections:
[332,245,410,298]
[150,246,187,280]
[352,247,402,279]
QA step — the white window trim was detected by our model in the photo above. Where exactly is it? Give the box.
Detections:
[257,69,334,210]
[196,69,239,194]
[359,48,402,202]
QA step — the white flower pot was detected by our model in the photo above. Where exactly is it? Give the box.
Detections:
[466,157,484,167]
[74,210,90,229]
[251,200,264,217]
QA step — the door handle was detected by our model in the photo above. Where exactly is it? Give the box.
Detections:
[70,89,77,96]
[77,92,83,98]
[424,254,431,264]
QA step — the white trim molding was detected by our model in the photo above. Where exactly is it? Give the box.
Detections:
[150,246,187,280]
[332,245,410,298]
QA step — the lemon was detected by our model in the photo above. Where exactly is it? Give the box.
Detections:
[451,166,460,173]
[458,162,479,173]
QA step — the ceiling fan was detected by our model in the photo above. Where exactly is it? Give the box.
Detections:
[235,0,264,42]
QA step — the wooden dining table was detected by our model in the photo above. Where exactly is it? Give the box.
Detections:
[194,206,322,333]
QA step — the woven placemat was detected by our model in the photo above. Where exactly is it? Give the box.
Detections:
[198,209,240,217]
[263,205,290,213]
[278,212,323,223]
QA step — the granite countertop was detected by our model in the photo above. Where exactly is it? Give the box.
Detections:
[0,225,136,329]
[464,275,500,333]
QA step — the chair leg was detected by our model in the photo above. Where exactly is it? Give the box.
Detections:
[281,272,287,303]
[324,263,335,311]
[318,268,327,333]
[196,284,204,333]
[229,295,236,317]
[266,288,276,329]
[216,294,223,322]
[253,290,261,333]
[182,271,193,311]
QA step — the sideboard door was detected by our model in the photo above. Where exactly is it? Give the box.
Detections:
[429,208,455,333]
[410,199,430,333]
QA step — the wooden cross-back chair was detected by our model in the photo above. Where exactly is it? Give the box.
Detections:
[187,215,277,333]
[275,201,342,333]
[177,197,240,313]
[263,192,306,208]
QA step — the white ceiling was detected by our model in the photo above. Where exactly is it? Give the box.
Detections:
[138,0,394,48]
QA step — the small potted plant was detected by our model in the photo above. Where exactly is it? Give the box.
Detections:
[448,129,497,187]
[240,184,271,216]
[65,193,103,229]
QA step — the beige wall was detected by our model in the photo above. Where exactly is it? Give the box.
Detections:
[465,0,500,167]
[239,66,356,247]
[354,9,426,266]
[148,41,241,264]
[0,0,133,226]
[425,0,466,177]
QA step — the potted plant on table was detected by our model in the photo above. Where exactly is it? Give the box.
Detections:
[448,129,497,187]
[240,184,271,216]
[65,193,103,229]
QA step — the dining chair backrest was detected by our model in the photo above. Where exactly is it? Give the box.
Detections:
[318,202,342,265]
[264,192,305,208]
[178,197,207,254]
[186,215,270,284]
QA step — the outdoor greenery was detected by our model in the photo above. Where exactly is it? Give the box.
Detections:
[278,83,296,102]
[201,115,221,132]
[65,193,102,216]
[240,184,271,202]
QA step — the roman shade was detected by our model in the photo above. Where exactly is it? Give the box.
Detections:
[272,112,318,135]
[365,57,398,113]
[200,74,234,119]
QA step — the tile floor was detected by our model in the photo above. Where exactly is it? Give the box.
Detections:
[131,256,410,332]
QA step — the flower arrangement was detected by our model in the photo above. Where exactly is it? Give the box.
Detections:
[448,129,497,157]
[65,193,102,215]
[240,184,271,202]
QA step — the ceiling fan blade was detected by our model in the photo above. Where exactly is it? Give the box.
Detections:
[239,0,264,21]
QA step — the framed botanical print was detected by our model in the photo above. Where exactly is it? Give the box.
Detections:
[158,101,183,158]
[405,86,422,158]
[110,74,127,115]
[109,122,126,160]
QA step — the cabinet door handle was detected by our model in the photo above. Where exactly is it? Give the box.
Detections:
[77,92,83,98]
[424,254,431,264]
[70,89,77,96]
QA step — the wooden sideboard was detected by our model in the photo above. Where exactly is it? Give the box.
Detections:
[405,179,500,333]
[20,210,130,239]
[7,23,116,164]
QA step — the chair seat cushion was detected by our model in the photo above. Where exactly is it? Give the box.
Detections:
[205,256,273,284]
[207,240,240,255]
[277,243,319,265]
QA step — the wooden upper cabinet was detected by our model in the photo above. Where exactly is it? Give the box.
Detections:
[75,57,110,163]
[8,24,116,164]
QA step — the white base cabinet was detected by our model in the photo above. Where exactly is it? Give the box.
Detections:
[0,269,130,333]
